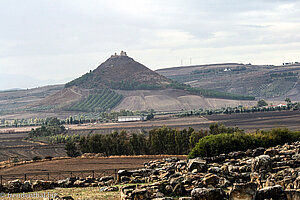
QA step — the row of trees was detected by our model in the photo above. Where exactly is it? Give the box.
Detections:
[1,109,151,128]
[65,124,241,157]
[108,80,162,90]
[66,89,123,112]
[175,99,299,118]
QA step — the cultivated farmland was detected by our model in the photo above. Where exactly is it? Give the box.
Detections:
[67,89,123,112]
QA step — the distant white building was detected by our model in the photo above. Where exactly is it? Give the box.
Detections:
[117,116,147,122]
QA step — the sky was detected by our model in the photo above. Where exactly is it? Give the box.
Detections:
[0,0,300,90]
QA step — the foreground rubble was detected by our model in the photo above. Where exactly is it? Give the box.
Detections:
[0,142,299,199]
[118,142,300,199]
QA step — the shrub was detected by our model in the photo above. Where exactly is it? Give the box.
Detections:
[188,128,300,158]
[44,156,53,160]
[65,141,81,157]
[32,156,42,161]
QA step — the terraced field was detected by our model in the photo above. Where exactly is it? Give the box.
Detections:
[67,89,123,112]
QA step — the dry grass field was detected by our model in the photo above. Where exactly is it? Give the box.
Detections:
[2,187,120,200]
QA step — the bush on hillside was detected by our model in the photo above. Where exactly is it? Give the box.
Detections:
[188,128,300,158]
[32,156,42,161]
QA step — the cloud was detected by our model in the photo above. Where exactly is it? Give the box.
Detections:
[0,0,300,89]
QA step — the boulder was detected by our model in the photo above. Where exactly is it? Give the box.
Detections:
[187,158,207,172]
[264,148,279,157]
[118,170,132,183]
[73,180,85,187]
[132,188,148,200]
[32,180,53,191]
[208,167,221,174]
[285,189,300,200]
[251,155,272,173]
[229,182,257,200]
[202,174,219,187]
[252,147,266,157]
[164,157,179,163]
[170,176,184,186]
[172,183,186,196]
[20,180,32,192]
[6,179,22,193]
[120,185,136,200]
[256,185,287,200]
[99,186,119,192]
[191,187,226,200]
[57,178,74,188]
[228,151,246,159]
[100,176,114,182]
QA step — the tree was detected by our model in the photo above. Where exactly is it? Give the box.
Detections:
[65,141,80,157]
[257,99,268,107]
[285,98,291,103]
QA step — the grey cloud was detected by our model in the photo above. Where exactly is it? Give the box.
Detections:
[0,0,300,89]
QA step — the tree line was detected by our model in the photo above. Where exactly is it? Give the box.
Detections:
[66,124,240,157]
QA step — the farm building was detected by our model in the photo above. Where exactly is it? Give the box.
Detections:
[117,116,147,122]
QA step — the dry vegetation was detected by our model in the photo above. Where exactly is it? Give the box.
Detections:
[3,187,119,200]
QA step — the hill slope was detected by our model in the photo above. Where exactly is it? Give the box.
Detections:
[66,52,172,90]
[156,63,300,100]
[27,53,257,113]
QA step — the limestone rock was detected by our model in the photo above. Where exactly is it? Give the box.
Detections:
[256,185,287,200]
[191,187,226,200]
[187,158,207,172]
[252,155,272,173]
[285,189,300,200]
[229,182,257,200]
[202,174,220,187]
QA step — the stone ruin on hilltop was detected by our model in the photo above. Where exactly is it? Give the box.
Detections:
[111,50,127,58]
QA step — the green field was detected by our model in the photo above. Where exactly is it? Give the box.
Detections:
[67,89,123,112]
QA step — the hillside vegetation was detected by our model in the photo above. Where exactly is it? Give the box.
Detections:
[65,55,172,90]
[66,89,123,112]
[189,128,300,158]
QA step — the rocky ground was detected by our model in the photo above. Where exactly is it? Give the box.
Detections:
[0,142,299,199]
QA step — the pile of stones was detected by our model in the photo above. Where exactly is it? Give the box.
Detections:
[0,175,115,193]
[117,142,300,199]
[0,142,299,199]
